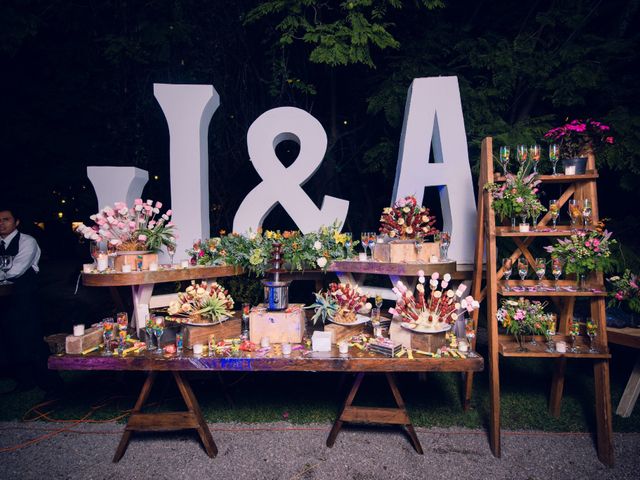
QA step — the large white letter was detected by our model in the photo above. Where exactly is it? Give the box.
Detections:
[233,107,349,234]
[87,166,148,211]
[154,83,219,260]
[392,77,477,266]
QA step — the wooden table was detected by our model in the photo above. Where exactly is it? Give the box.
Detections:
[82,265,243,332]
[49,348,483,461]
[607,326,640,417]
[328,260,470,300]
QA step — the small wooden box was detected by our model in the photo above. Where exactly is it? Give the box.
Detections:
[114,252,159,271]
[373,240,440,263]
[182,318,241,348]
[389,320,446,353]
[324,323,366,344]
[65,327,103,355]
[250,305,305,344]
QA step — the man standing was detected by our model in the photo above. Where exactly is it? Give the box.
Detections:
[0,207,52,393]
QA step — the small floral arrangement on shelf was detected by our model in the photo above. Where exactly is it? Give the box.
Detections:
[189,222,356,276]
[388,271,479,331]
[484,169,546,223]
[378,195,438,239]
[187,238,226,266]
[307,282,370,325]
[76,199,176,252]
[544,119,614,159]
[497,298,552,350]
[607,270,640,314]
[167,280,234,324]
[544,229,616,277]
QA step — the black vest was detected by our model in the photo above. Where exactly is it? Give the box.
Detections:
[0,231,37,289]
[0,231,21,256]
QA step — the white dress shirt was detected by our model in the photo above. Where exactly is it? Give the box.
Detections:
[1,229,41,278]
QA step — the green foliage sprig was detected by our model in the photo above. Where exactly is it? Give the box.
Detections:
[484,167,546,221]
[544,229,616,276]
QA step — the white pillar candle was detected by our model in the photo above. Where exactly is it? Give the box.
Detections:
[555,341,567,353]
[193,343,203,355]
[73,324,85,336]
[565,165,576,175]
[358,252,367,262]
[281,342,292,355]
[261,336,270,348]
[458,340,469,353]
[338,341,349,354]
[149,262,159,271]
[121,264,132,273]
[180,260,189,269]
[96,254,108,272]
[519,224,530,233]
[82,263,94,273]
[430,255,439,263]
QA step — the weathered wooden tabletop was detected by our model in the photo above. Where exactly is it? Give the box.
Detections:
[81,265,244,287]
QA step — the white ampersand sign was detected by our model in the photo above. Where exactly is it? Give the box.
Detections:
[233,107,349,234]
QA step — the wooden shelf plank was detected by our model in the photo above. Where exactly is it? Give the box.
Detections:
[328,260,457,276]
[497,334,611,359]
[493,171,599,183]
[82,265,244,287]
[495,225,596,237]
[498,281,606,297]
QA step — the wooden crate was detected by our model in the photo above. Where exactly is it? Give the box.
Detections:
[250,305,305,344]
[324,323,366,344]
[389,320,447,352]
[182,318,241,348]
[114,252,159,271]
[65,327,103,354]
[373,240,440,263]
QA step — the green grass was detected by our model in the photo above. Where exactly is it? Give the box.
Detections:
[1,344,639,433]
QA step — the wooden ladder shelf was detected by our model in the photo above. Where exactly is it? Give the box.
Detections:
[470,137,614,466]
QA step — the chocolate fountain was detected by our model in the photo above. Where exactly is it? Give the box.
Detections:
[262,242,290,311]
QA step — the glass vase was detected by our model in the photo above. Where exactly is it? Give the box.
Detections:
[514,333,528,352]
[577,274,587,291]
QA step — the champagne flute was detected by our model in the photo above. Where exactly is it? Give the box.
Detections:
[367,233,377,259]
[414,232,424,258]
[90,241,100,267]
[499,146,511,175]
[145,316,155,351]
[516,145,528,170]
[344,232,352,258]
[360,232,369,258]
[545,318,556,352]
[568,199,581,230]
[502,258,513,291]
[534,257,546,289]
[549,144,560,175]
[552,257,563,291]
[167,242,176,265]
[582,199,592,228]
[517,257,528,281]
[587,320,598,353]
[0,255,14,285]
[102,318,114,356]
[375,294,383,309]
[549,199,560,230]
[439,231,451,261]
[530,144,541,173]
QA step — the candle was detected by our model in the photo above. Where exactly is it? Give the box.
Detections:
[430,255,439,263]
[281,342,292,355]
[458,340,469,353]
[565,165,576,175]
[121,264,132,273]
[519,223,530,233]
[73,324,85,336]
[358,252,367,262]
[193,343,203,355]
[96,254,108,272]
[261,336,270,348]
[180,260,189,269]
[149,262,158,271]
[338,341,349,354]
[82,263,93,273]
[555,341,567,353]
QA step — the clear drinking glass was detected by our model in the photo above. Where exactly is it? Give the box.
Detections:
[568,199,581,229]
[439,231,451,260]
[360,232,369,257]
[145,316,155,351]
[549,199,559,230]
[534,257,546,288]
[499,146,510,175]
[516,145,528,169]
[545,319,556,352]
[587,320,598,353]
[344,232,352,258]
[153,316,165,354]
[502,258,513,291]
[552,258,563,291]
[90,241,100,267]
[167,242,176,265]
[549,144,560,175]
[367,233,377,258]
[414,232,423,257]
[517,258,528,281]
[530,144,541,173]
[0,255,14,285]
[102,318,114,356]
[582,199,592,228]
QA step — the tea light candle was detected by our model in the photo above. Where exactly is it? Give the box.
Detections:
[281,342,292,355]
[180,260,189,269]
[338,341,349,354]
[430,255,439,263]
[73,324,85,336]
[519,223,530,233]
[96,254,108,272]
[260,336,270,348]
[358,252,367,262]
[149,262,158,271]
[121,264,132,273]
[82,263,93,273]
[458,340,469,353]
[193,343,203,355]
[555,341,567,353]
[565,165,576,175]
